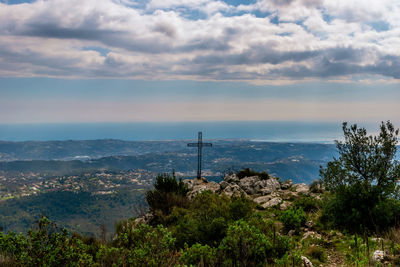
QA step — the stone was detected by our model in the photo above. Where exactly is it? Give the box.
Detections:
[261,197,282,208]
[222,183,247,198]
[279,201,291,210]
[184,179,221,199]
[253,195,272,205]
[134,212,153,225]
[373,250,384,262]
[301,231,321,241]
[256,178,281,195]
[294,183,310,194]
[239,176,260,195]
[288,230,296,237]
[281,179,293,189]
[224,174,240,184]
[301,256,313,267]
[219,181,229,190]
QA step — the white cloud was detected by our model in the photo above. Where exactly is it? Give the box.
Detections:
[0,0,399,82]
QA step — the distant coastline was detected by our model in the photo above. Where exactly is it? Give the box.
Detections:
[0,121,378,142]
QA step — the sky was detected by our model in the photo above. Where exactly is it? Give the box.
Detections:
[0,0,399,124]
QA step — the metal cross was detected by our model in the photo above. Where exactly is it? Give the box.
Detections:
[187,131,212,179]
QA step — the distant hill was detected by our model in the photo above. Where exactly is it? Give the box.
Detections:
[0,139,338,183]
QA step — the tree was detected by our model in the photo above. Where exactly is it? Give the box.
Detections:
[145,173,189,224]
[320,121,400,234]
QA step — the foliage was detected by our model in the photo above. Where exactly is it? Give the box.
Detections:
[236,168,270,180]
[320,121,400,234]
[167,191,254,248]
[109,221,178,266]
[218,220,272,266]
[293,195,322,213]
[146,173,189,224]
[180,243,218,266]
[279,207,306,233]
[0,217,94,266]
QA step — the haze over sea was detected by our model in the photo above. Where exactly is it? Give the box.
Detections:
[0,121,379,143]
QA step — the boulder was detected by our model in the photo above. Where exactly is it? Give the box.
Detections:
[253,195,272,205]
[256,178,280,195]
[261,197,282,208]
[184,179,221,199]
[239,176,260,195]
[219,181,230,190]
[224,174,240,184]
[294,183,309,194]
[222,183,247,198]
[281,179,293,189]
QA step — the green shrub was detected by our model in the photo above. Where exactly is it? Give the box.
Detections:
[280,207,306,233]
[218,220,272,266]
[180,243,218,266]
[294,195,322,213]
[0,217,94,267]
[112,221,178,266]
[146,173,189,223]
[168,191,255,248]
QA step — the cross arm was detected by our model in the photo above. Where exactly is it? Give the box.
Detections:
[202,143,212,147]
[187,143,199,147]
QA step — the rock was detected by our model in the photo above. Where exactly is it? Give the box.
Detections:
[253,195,272,205]
[294,183,309,194]
[301,231,321,241]
[239,176,260,195]
[257,178,281,195]
[134,212,153,225]
[288,230,296,236]
[279,201,291,210]
[185,179,221,199]
[222,183,247,198]
[373,250,384,262]
[261,197,282,208]
[224,174,240,184]
[219,181,230,190]
[301,256,313,267]
[281,179,293,189]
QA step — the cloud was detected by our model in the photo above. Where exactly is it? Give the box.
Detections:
[0,0,399,82]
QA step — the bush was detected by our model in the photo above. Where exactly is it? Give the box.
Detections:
[180,243,218,266]
[237,168,269,180]
[146,173,189,223]
[280,207,306,233]
[294,195,322,213]
[218,220,272,266]
[0,217,94,267]
[112,221,177,266]
[169,191,253,248]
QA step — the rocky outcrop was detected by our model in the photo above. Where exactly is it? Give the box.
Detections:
[184,178,221,199]
[183,173,314,210]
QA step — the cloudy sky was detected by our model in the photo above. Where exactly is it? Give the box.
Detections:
[0,0,399,124]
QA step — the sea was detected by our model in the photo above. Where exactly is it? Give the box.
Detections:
[0,121,379,143]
